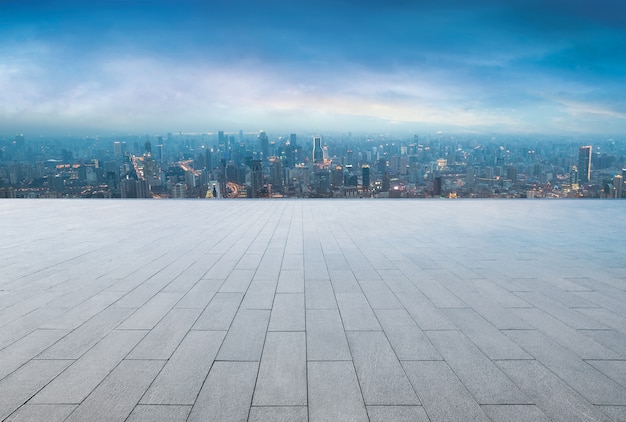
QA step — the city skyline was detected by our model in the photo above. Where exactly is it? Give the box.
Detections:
[1,0,626,136]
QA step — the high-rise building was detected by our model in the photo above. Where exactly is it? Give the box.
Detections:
[258,131,269,159]
[614,174,624,198]
[113,141,122,158]
[313,136,323,164]
[362,165,370,192]
[250,159,263,198]
[578,146,592,184]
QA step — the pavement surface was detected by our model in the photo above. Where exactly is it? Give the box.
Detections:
[1,199,625,421]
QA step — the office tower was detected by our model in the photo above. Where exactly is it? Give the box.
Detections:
[250,159,263,198]
[362,165,370,192]
[270,158,282,192]
[382,172,390,192]
[331,165,343,188]
[113,141,122,158]
[506,166,517,183]
[313,136,323,164]
[258,131,269,159]
[578,146,592,183]
[433,176,442,196]
[145,139,152,155]
[171,183,186,198]
[614,175,624,198]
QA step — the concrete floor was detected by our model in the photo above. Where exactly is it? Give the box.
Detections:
[1,199,625,421]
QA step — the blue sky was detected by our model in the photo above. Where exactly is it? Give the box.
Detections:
[1,0,625,135]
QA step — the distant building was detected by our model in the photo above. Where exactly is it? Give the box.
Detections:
[250,159,263,198]
[578,146,592,183]
[313,136,323,164]
[258,131,269,159]
[362,165,370,192]
[171,182,186,198]
[614,174,624,198]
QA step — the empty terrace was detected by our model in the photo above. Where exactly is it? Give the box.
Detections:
[1,199,625,422]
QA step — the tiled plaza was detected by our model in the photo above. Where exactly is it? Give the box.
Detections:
[1,199,625,422]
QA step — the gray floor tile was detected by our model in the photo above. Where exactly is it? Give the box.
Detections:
[426,330,528,404]
[396,291,456,330]
[127,308,201,360]
[359,281,402,309]
[65,360,163,422]
[0,329,69,380]
[175,278,221,308]
[126,405,191,421]
[480,405,550,422]
[253,332,307,406]
[597,405,626,422]
[219,269,255,293]
[248,406,308,422]
[587,360,626,388]
[3,404,77,422]
[277,270,305,293]
[188,361,258,422]
[305,280,337,309]
[268,293,305,331]
[336,293,380,331]
[217,309,270,361]
[403,360,489,422]
[31,329,146,404]
[0,360,72,421]
[375,309,442,361]
[241,280,277,309]
[306,309,351,361]
[366,405,429,422]
[308,361,368,422]
[193,292,243,331]
[441,308,532,360]
[141,330,225,404]
[118,292,183,329]
[347,331,419,405]
[505,329,626,405]
[496,359,612,422]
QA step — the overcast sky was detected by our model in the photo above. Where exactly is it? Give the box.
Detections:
[1,0,625,136]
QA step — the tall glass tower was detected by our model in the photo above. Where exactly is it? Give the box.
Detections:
[313,136,323,164]
[578,146,592,184]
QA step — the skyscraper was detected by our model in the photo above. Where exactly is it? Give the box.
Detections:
[362,165,370,192]
[250,159,263,198]
[313,136,323,164]
[578,146,592,184]
[258,131,269,159]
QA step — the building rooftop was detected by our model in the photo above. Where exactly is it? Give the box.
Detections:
[1,199,625,422]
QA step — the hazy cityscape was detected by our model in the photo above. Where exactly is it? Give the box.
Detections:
[1,132,624,200]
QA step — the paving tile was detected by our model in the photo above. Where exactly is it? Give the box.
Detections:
[347,331,419,405]
[141,330,225,404]
[505,329,626,405]
[359,281,402,309]
[219,269,255,293]
[459,291,531,330]
[308,361,368,422]
[575,307,626,335]
[241,280,277,309]
[0,360,73,421]
[248,406,308,422]
[426,330,528,404]
[402,360,489,422]
[37,307,136,360]
[306,309,351,361]
[188,361,258,422]
[3,404,77,422]
[396,290,456,330]
[366,406,429,422]
[305,279,337,309]
[442,308,531,360]
[41,291,124,330]
[512,307,619,359]
[579,329,626,359]
[193,292,243,331]
[217,309,270,361]
[375,309,441,361]
[276,270,305,293]
[253,332,307,406]
[175,278,221,308]
[597,405,626,422]
[117,292,183,329]
[127,308,201,360]
[0,329,69,380]
[414,279,467,308]
[31,329,146,404]
[587,360,626,388]
[336,293,380,331]
[268,293,305,331]
[496,359,612,422]
[126,405,191,421]
[480,404,550,421]
[65,360,163,422]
